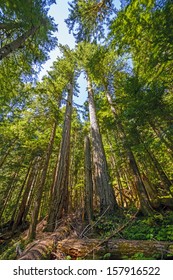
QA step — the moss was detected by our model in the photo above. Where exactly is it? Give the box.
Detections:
[0,241,17,260]
[0,237,28,260]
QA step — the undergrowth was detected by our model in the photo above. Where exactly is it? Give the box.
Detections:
[0,238,27,260]
[1,210,173,260]
[94,210,173,242]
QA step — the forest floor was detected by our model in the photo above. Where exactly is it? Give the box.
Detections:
[1,210,173,260]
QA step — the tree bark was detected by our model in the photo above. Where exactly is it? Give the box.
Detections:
[10,163,32,222]
[28,121,57,240]
[58,238,173,260]
[84,135,93,222]
[87,76,118,214]
[19,223,72,260]
[46,83,73,231]
[0,25,38,60]
[18,214,79,260]
[141,173,160,208]
[106,132,124,207]
[12,157,41,232]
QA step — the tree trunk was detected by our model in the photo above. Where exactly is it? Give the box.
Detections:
[149,121,173,157]
[106,132,124,207]
[46,83,73,231]
[58,238,173,260]
[127,150,156,215]
[145,147,173,195]
[0,25,38,60]
[18,214,80,260]
[0,170,19,221]
[84,135,93,222]
[28,121,57,240]
[105,89,155,216]
[12,157,41,232]
[0,22,22,30]
[19,222,72,260]
[87,76,118,214]
[11,163,32,222]
[141,173,160,208]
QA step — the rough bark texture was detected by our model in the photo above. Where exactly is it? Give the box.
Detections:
[87,77,118,214]
[18,214,81,260]
[106,133,124,207]
[84,135,93,222]
[46,83,73,231]
[19,238,55,260]
[18,237,173,260]
[58,238,173,259]
[19,225,72,260]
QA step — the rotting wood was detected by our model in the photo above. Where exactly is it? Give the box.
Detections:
[58,238,173,259]
[18,213,82,260]
[19,225,72,260]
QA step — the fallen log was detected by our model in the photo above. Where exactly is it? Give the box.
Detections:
[19,225,71,260]
[18,212,79,261]
[58,238,173,259]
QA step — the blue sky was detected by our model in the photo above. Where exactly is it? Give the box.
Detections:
[39,0,121,105]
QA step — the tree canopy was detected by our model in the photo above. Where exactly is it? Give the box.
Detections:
[0,0,173,261]
[0,0,57,71]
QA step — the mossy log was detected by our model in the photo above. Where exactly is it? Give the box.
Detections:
[19,237,55,260]
[58,238,173,259]
[18,212,83,260]
[19,225,72,260]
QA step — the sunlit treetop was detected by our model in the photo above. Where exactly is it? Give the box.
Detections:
[65,0,116,43]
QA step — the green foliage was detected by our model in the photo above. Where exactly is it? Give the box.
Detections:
[103,252,111,260]
[0,0,57,71]
[65,0,115,42]
[110,0,173,86]
[0,244,17,260]
[123,252,158,260]
[0,237,28,260]
[0,0,173,261]
[122,213,173,242]
[94,212,173,243]
[156,225,173,241]
[95,214,122,237]
[0,46,79,224]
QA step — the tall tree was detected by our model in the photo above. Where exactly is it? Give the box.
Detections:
[46,81,74,231]
[87,75,118,214]
[65,0,115,42]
